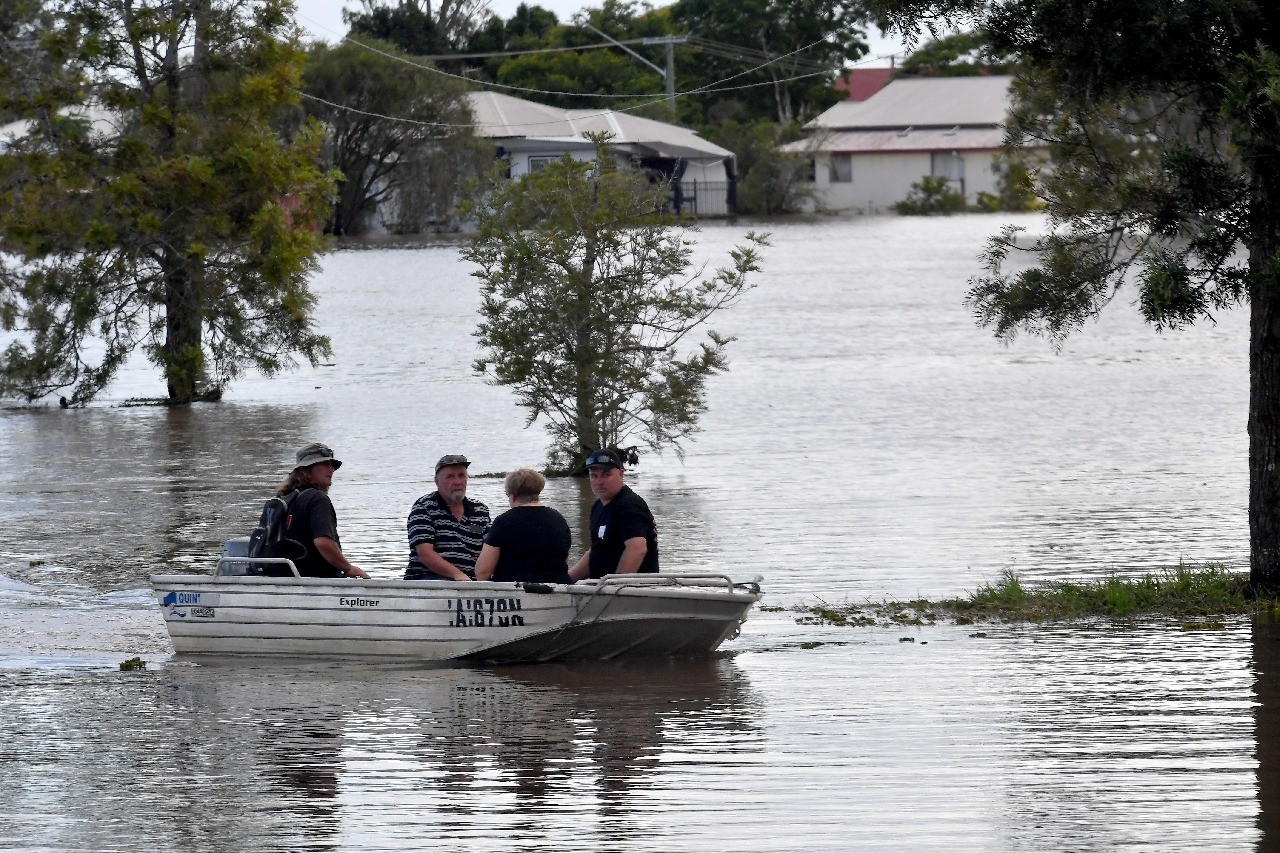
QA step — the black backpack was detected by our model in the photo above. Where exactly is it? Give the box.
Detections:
[247,490,308,563]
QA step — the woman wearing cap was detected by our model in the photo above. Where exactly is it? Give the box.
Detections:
[474,468,572,585]
[276,442,370,580]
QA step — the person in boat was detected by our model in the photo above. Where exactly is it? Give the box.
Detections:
[568,449,659,581]
[474,468,572,585]
[405,454,491,580]
[278,442,370,580]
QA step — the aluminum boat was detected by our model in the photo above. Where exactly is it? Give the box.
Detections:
[151,549,760,663]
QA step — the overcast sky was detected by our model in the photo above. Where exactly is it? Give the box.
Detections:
[292,0,910,67]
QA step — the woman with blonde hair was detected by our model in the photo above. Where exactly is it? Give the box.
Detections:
[474,468,572,585]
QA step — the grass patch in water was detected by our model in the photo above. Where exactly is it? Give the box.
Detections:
[798,563,1269,627]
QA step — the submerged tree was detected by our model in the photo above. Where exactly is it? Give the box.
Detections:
[868,0,1280,590]
[0,0,336,405]
[464,143,767,472]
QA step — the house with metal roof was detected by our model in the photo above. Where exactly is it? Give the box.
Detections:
[784,75,1028,214]
[467,91,736,217]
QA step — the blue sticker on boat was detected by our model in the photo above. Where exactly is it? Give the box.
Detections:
[162,591,219,607]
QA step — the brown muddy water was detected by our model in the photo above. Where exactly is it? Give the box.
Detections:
[0,215,1272,850]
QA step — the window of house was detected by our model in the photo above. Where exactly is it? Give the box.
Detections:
[931,152,965,184]
[527,156,558,173]
[828,154,852,183]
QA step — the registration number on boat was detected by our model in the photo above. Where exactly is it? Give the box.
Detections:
[447,597,524,628]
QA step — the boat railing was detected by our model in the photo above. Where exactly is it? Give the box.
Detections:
[588,573,761,596]
[215,557,301,578]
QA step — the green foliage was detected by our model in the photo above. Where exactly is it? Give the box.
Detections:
[463,141,767,470]
[798,563,1267,626]
[670,0,870,125]
[896,29,1016,77]
[705,121,815,215]
[893,175,967,215]
[972,150,1043,212]
[0,0,337,405]
[462,1,672,113]
[303,40,484,235]
[0,1,75,125]
[965,67,1250,343]
[344,0,490,56]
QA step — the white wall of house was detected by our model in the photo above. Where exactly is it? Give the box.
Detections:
[808,150,1001,214]
[681,160,729,182]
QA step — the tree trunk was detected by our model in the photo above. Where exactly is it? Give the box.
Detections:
[573,234,601,468]
[1249,136,1280,592]
[1253,614,1280,846]
[162,252,202,404]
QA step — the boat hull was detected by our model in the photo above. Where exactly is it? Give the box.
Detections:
[151,574,759,663]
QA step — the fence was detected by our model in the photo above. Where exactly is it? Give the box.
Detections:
[673,180,732,218]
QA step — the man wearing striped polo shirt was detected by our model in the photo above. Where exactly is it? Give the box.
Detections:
[404,454,491,580]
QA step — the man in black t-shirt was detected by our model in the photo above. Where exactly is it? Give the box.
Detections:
[568,450,659,581]
[277,442,370,580]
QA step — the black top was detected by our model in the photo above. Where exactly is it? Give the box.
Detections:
[483,505,572,584]
[283,489,343,578]
[587,485,659,578]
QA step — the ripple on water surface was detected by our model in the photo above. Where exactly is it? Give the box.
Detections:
[0,216,1261,850]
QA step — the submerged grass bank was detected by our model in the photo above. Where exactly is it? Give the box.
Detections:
[785,564,1278,629]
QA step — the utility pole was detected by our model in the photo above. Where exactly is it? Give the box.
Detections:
[642,36,688,114]
[584,25,687,116]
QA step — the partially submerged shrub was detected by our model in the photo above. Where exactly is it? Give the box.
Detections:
[797,563,1265,627]
[894,176,967,215]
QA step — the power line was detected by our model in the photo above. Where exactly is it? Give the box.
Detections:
[298,12,854,102]
[372,37,657,61]
[297,60,868,132]
[333,34,660,99]
[317,26,848,105]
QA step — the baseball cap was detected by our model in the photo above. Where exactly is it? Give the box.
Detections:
[435,454,471,474]
[584,449,623,470]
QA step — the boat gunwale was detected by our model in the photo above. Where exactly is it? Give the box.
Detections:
[150,573,762,603]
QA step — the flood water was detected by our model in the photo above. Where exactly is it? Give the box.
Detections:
[0,215,1271,850]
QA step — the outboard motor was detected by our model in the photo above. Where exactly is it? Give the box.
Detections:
[218,537,257,576]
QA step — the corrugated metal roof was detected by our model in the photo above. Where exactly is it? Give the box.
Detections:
[564,108,732,161]
[807,76,1013,130]
[782,126,1007,154]
[468,91,578,138]
[466,91,731,162]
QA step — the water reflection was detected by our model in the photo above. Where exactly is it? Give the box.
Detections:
[992,624,1258,852]
[150,657,759,847]
[0,215,1265,849]
[1255,614,1280,851]
[0,404,318,586]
